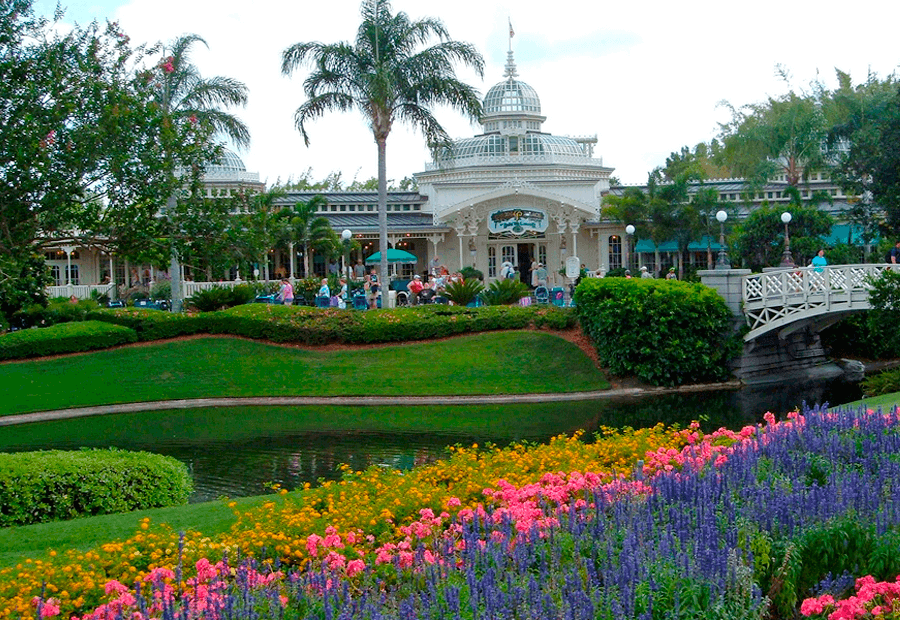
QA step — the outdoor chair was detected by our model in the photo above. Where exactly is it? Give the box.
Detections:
[314,295,331,308]
[433,295,448,304]
[534,285,549,304]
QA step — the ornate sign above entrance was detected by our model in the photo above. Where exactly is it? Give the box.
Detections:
[487,208,548,238]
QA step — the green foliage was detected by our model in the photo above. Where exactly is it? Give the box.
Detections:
[865,268,900,354]
[459,266,483,281]
[481,278,530,306]
[150,280,171,300]
[443,278,483,306]
[574,277,738,386]
[861,367,900,398]
[0,448,191,526]
[0,321,137,361]
[730,204,834,270]
[185,284,258,312]
[10,299,98,329]
[86,308,203,341]
[820,313,899,359]
[293,277,323,304]
[0,253,52,327]
[201,303,575,345]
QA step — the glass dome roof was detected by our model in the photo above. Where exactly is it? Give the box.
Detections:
[444,133,586,160]
[206,148,247,174]
[483,79,541,115]
[482,49,541,116]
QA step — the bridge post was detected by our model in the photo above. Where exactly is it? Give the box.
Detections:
[697,268,751,320]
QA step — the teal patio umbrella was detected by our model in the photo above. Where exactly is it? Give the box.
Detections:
[365,249,418,264]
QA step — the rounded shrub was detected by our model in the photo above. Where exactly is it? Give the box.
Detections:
[574,277,738,386]
[0,448,192,526]
[0,320,137,361]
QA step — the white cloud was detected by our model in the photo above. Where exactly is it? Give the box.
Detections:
[37,0,900,185]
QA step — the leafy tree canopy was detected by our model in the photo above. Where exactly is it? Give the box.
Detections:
[730,203,834,271]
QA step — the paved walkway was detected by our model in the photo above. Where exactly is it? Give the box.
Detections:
[0,382,742,427]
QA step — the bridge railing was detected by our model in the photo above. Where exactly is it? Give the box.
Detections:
[742,263,899,337]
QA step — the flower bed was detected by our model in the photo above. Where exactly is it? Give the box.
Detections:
[9,406,900,619]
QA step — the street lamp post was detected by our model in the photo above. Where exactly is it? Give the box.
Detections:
[715,210,731,269]
[779,212,795,268]
[625,224,635,272]
[341,229,352,299]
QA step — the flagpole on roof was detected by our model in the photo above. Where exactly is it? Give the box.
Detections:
[508,18,514,52]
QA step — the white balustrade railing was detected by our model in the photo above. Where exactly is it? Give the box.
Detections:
[741,263,899,339]
[47,283,118,300]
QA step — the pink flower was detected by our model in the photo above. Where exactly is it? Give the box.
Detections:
[346,559,365,576]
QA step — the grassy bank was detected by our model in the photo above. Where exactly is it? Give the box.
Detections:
[0,331,608,416]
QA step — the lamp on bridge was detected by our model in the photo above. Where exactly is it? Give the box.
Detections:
[625,224,635,272]
[715,210,731,269]
[779,212,795,268]
[341,229,353,291]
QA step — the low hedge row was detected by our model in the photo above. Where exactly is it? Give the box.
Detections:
[0,448,192,526]
[0,321,138,361]
[85,307,205,341]
[201,304,574,344]
[0,305,575,359]
[574,277,739,386]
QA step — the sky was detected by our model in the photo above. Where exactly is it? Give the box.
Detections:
[35,0,900,187]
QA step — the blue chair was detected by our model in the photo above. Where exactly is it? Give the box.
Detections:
[550,287,566,307]
[352,293,368,310]
[534,286,549,304]
[433,296,449,305]
[314,295,331,308]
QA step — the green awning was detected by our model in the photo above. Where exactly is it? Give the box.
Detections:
[634,235,722,253]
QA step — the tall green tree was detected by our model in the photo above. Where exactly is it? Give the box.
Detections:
[718,74,828,187]
[0,0,175,321]
[151,34,250,311]
[826,71,900,237]
[281,0,484,290]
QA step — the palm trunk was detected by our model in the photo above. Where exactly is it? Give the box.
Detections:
[168,193,183,312]
[377,137,388,306]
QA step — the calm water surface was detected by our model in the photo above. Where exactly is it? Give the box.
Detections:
[0,378,863,503]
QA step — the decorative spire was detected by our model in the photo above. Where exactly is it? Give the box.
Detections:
[505,18,517,78]
[503,50,518,79]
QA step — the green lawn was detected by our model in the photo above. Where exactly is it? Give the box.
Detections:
[839,392,900,412]
[0,332,608,416]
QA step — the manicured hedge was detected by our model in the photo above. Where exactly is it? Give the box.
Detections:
[574,277,739,386]
[86,307,205,341]
[201,303,576,345]
[0,448,192,526]
[0,321,138,361]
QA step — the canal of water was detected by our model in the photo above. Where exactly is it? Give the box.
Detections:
[0,377,864,503]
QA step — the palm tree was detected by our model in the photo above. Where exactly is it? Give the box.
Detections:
[281,0,484,293]
[277,195,333,277]
[154,34,250,311]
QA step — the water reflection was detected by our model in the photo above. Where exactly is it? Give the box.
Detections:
[0,378,862,503]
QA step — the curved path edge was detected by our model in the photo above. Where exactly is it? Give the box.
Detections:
[1,381,743,427]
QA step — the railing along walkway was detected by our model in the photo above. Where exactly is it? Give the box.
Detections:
[741,263,899,341]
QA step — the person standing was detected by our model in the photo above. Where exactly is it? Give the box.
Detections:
[640,266,652,278]
[407,274,424,304]
[811,249,827,272]
[533,262,548,287]
[890,241,900,264]
[430,255,441,276]
[665,267,677,280]
[279,278,294,306]
[318,278,330,298]
[354,259,366,280]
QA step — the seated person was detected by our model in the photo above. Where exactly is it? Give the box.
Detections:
[407,274,424,304]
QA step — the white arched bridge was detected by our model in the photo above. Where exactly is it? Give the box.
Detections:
[742,264,899,341]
